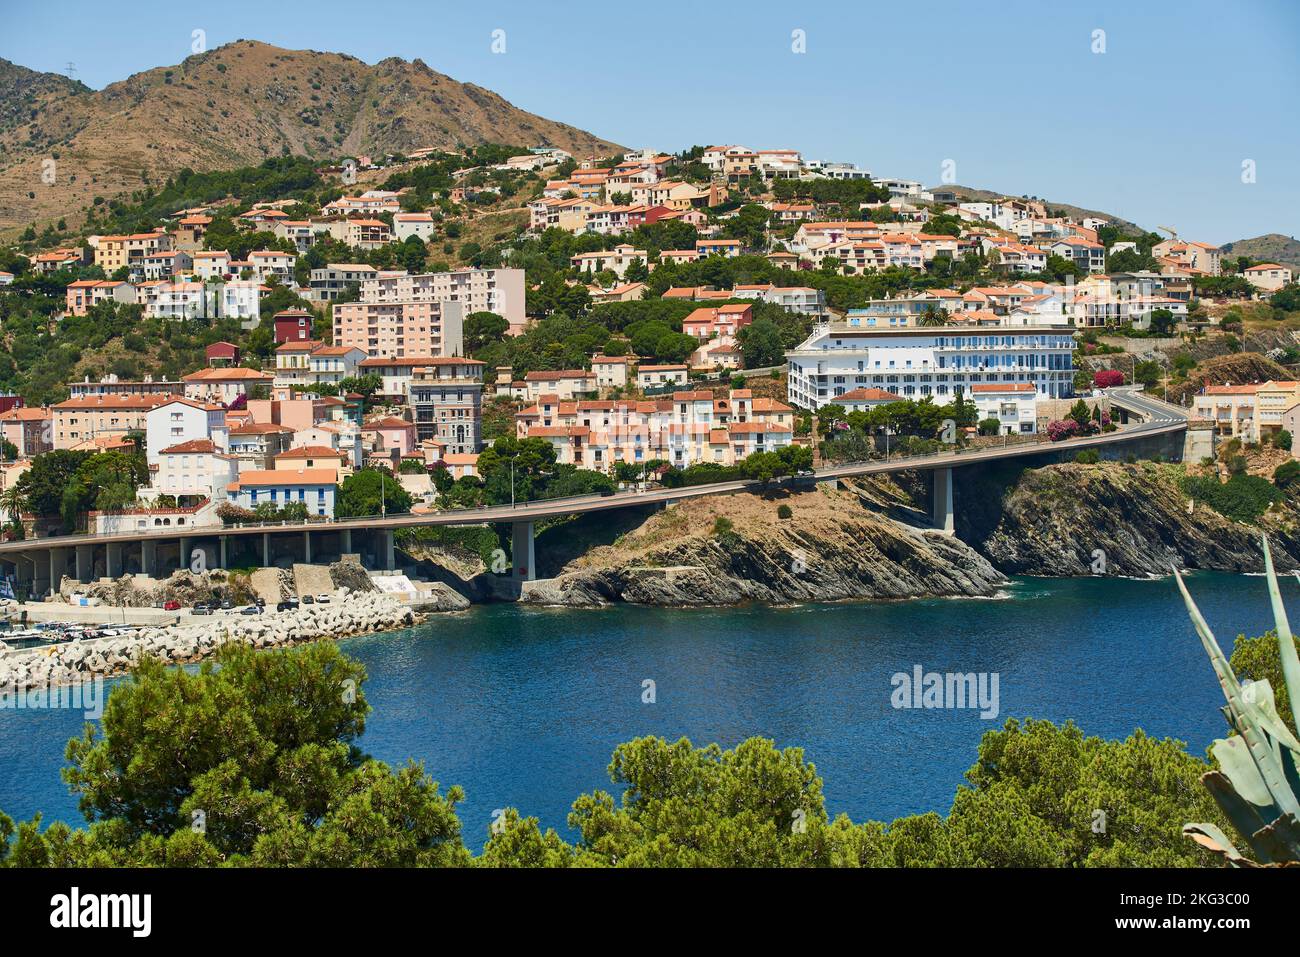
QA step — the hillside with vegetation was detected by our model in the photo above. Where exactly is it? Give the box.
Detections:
[0,39,622,233]
[0,59,90,139]
[1221,233,1300,273]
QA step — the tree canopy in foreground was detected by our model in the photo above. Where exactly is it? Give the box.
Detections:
[0,642,1235,868]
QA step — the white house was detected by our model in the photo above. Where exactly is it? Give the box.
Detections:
[226,468,339,517]
[192,251,232,280]
[248,250,296,283]
[1244,263,1294,294]
[394,212,436,242]
[636,365,689,389]
[145,398,227,467]
[148,438,240,502]
[971,383,1038,434]
[591,355,631,390]
[308,345,367,390]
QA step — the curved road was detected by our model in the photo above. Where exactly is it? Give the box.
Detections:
[0,388,1189,555]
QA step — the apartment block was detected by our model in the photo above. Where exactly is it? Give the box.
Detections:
[408,359,485,456]
[92,230,173,274]
[358,268,526,335]
[52,394,175,449]
[332,298,465,359]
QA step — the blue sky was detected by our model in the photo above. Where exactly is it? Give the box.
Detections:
[3,0,1297,245]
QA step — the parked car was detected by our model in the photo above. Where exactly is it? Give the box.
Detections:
[301,595,315,605]
[162,600,180,611]
[315,594,331,604]
[276,599,299,613]
[239,605,262,616]
[191,603,212,616]
[220,598,233,610]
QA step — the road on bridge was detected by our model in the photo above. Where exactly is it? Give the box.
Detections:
[0,387,1188,554]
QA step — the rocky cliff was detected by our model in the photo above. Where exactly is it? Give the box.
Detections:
[519,483,1005,607]
[960,460,1300,577]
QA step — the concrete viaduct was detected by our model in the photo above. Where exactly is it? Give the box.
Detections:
[0,389,1200,594]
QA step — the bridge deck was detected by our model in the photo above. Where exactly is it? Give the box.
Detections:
[0,388,1185,555]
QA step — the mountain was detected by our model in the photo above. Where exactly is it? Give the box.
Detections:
[1221,233,1300,272]
[928,184,1143,234]
[0,40,622,231]
[0,60,90,138]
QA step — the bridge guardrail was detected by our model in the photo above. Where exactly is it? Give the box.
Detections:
[0,414,1189,553]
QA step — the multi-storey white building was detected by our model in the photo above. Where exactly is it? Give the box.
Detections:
[144,398,227,467]
[802,160,873,180]
[149,439,240,503]
[358,267,526,335]
[138,280,260,326]
[786,323,1075,409]
[730,284,829,318]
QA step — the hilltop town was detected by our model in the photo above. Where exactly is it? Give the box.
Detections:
[0,132,1297,579]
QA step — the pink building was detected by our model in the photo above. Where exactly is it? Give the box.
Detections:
[682,303,753,339]
[365,416,418,457]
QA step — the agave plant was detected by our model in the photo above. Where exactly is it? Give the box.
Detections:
[1174,535,1300,866]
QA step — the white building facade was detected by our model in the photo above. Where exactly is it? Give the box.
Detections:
[786,323,1075,409]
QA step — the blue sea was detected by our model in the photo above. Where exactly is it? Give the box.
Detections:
[0,573,1282,849]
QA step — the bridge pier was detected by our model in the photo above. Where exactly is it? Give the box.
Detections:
[512,521,535,582]
[341,528,352,556]
[48,547,69,595]
[141,540,158,577]
[932,467,954,536]
[179,535,193,573]
[75,544,94,584]
[219,536,228,570]
[262,532,270,568]
[14,552,38,597]
[23,552,47,597]
[303,530,312,564]
[383,529,395,571]
[106,541,123,579]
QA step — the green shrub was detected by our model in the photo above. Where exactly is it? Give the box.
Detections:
[1275,459,1300,490]
[777,504,793,520]
[977,417,1002,436]
[1074,449,1100,464]
[1276,430,1293,452]
[712,516,734,537]
[1180,473,1284,523]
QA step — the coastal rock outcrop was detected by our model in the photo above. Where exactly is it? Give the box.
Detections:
[58,568,258,608]
[520,484,1005,607]
[962,460,1300,576]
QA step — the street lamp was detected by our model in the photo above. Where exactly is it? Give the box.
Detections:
[510,457,515,509]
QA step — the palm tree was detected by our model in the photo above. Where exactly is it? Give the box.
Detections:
[918,306,948,327]
[0,485,27,532]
